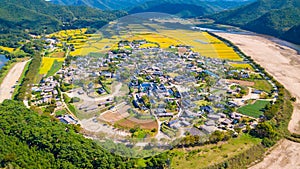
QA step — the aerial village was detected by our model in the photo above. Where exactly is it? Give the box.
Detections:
[29,34,279,143]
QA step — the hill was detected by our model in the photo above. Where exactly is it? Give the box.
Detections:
[128,0,253,18]
[0,0,126,47]
[210,0,300,44]
[283,24,300,44]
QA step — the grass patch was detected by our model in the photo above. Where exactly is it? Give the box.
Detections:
[66,103,77,117]
[171,134,261,169]
[238,100,270,118]
[46,60,63,77]
[55,109,67,116]
[253,80,273,93]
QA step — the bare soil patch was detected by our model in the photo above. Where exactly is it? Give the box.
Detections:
[116,117,158,130]
[99,105,131,124]
[0,60,29,102]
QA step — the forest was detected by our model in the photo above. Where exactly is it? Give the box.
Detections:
[0,0,127,47]
[0,100,138,168]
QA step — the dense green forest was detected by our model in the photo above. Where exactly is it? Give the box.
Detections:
[128,0,252,18]
[209,0,300,44]
[0,99,175,168]
[0,0,127,47]
[0,100,144,168]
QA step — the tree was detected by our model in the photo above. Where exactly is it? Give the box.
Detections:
[250,121,277,139]
[209,130,230,144]
[291,97,297,102]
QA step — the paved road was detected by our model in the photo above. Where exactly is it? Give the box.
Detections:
[0,60,29,103]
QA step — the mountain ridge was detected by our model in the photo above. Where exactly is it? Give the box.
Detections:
[209,0,300,44]
[0,0,126,46]
[128,0,253,18]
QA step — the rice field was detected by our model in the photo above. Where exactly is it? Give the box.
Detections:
[48,28,97,56]
[126,32,181,49]
[158,30,242,61]
[39,57,65,75]
[48,28,88,39]
[48,25,243,61]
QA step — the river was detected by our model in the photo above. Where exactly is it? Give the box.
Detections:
[0,55,9,70]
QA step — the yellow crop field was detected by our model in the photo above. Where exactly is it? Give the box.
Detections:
[47,28,91,56]
[158,29,242,61]
[230,63,254,70]
[0,46,15,53]
[202,32,242,61]
[49,28,88,39]
[126,33,181,48]
[39,57,65,74]
[70,46,103,56]
[48,26,241,61]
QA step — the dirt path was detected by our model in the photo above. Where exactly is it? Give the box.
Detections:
[215,32,300,169]
[0,60,29,103]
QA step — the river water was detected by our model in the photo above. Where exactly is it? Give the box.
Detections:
[0,55,9,70]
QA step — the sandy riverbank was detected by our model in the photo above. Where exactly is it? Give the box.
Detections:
[215,32,300,169]
[0,60,29,102]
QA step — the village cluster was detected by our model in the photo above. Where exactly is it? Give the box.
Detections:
[29,37,278,140]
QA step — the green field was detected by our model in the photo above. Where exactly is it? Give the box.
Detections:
[238,100,270,118]
[46,60,63,77]
[253,80,273,93]
[171,134,262,169]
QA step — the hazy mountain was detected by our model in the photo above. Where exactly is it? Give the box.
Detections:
[128,0,253,18]
[49,0,150,10]
[210,0,300,44]
[49,0,253,11]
